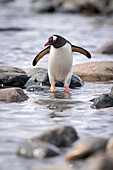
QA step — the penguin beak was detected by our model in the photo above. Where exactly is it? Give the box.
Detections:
[44,41,52,47]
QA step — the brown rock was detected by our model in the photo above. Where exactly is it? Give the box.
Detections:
[65,137,108,161]
[0,87,29,102]
[0,66,26,74]
[106,137,113,152]
[86,152,113,170]
[73,61,113,82]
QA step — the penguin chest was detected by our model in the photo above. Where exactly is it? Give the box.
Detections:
[48,43,73,82]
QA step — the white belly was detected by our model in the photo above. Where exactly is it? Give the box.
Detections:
[48,43,73,82]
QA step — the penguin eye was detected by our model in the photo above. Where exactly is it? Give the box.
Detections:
[52,36,57,42]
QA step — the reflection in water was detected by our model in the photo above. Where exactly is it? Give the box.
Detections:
[50,91,71,99]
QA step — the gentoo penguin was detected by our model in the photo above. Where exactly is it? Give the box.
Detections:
[32,35,91,93]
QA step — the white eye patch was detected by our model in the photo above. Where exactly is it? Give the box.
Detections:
[52,35,57,41]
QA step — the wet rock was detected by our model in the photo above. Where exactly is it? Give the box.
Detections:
[25,67,83,88]
[0,66,29,88]
[95,42,113,54]
[86,151,113,170]
[27,85,50,92]
[16,140,60,159]
[0,87,29,102]
[0,27,26,32]
[36,96,83,111]
[91,86,113,109]
[73,61,113,82]
[65,137,108,161]
[32,126,79,147]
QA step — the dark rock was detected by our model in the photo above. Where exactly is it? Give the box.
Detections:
[65,137,108,161]
[91,86,113,109]
[27,85,50,92]
[25,67,83,88]
[0,27,26,32]
[0,66,29,88]
[95,42,113,54]
[0,87,29,102]
[73,61,113,82]
[32,126,79,147]
[16,140,60,159]
[0,72,29,88]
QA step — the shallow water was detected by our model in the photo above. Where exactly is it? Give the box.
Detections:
[0,0,113,170]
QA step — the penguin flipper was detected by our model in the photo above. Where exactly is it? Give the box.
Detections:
[72,45,91,59]
[32,46,50,66]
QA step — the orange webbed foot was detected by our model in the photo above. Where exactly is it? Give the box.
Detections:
[49,85,57,92]
[65,86,69,93]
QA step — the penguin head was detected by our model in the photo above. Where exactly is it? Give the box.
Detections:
[44,35,69,48]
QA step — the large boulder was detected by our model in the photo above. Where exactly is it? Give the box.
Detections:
[91,86,113,109]
[0,66,29,88]
[73,61,113,82]
[25,67,84,88]
[0,87,29,103]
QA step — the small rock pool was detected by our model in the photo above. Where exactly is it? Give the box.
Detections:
[0,0,113,170]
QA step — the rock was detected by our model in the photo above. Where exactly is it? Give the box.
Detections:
[106,137,113,152]
[0,66,29,88]
[86,151,113,170]
[95,42,113,54]
[25,67,83,88]
[0,66,26,73]
[27,85,50,92]
[31,0,113,14]
[65,137,108,161]
[16,140,60,159]
[73,61,113,82]
[32,126,79,147]
[33,164,71,170]
[91,86,113,109]
[0,87,29,102]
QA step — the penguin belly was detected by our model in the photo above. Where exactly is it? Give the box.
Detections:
[48,43,73,83]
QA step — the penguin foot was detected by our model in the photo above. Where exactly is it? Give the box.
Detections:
[65,86,69,93]
[49,85,57,92]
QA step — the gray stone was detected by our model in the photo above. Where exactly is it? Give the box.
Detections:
[32,126,79,147]
[95,42,113,54]
[16,140,60,159]
[65,137,108,161]
[91,86,113,109]
[25,67,83,88]
[0,87,29,102]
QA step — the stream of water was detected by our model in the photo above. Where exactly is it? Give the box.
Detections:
[0,0,113,170]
